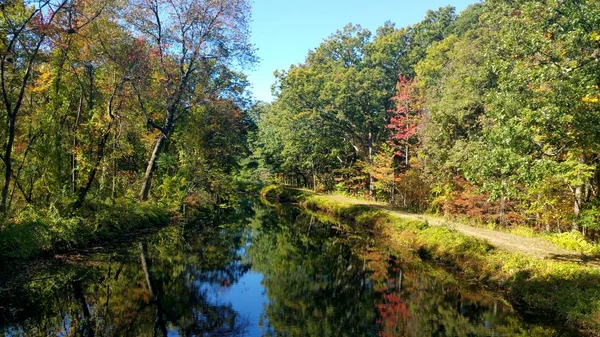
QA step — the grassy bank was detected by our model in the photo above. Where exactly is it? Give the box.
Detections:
[0,199,170,262]
[284,190,600,334]
[439,213,600,256]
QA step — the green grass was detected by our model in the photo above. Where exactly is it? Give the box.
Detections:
[299,193,600,335]
[542,231,600,255]
[0,199,170,261]
[260,185,308,202]
[436,214,600,256]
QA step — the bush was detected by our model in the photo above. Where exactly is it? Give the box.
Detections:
[261,184,284,200]
[0,220,51,260]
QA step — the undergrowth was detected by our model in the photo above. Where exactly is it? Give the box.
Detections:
[0,198,170,261]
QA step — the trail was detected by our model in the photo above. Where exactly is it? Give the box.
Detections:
[324,194,600,266]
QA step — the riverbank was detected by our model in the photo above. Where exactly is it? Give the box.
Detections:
[323,194,600,263]
[278,188,600,335]
[0,200,170,263]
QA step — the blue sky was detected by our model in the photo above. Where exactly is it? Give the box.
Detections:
[247,0,479,102]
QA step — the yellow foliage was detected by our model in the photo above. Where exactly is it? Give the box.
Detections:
[32,66,54,94]
[582,95,600,103]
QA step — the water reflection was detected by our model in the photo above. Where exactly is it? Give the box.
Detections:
[248,208,562,337]
[1,208,252,337]
[0,202,569,336]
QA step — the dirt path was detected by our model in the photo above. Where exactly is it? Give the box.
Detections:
[325,194,600,265]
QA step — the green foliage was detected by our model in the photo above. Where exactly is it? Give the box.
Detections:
[581,201,600,231]
[544,231,600,256]
[0,220,51,260]
[0,0,255,262]
[256,9,456,193]
[260,184,284,200]
[0,199,170,261]
[408,0,600,234]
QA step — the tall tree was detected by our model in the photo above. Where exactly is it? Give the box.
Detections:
[0,0,68,213]
[126,0,254,201]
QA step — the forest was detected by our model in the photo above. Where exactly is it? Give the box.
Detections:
[1,0,600,257]
[3,0,600,335]
[255,0,600,236]
[0,0,255,258]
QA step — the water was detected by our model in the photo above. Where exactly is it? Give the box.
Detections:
[0,201,574,336]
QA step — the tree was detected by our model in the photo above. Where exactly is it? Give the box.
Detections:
[0,0,68,213]
[481,0,600,229]
[386,76,421,169]
[415,0,600,229]
[259,8,457,197]
[126,0,255,201]
[271,24,405,195]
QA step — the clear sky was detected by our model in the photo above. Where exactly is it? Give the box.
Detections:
[247,0,479,103]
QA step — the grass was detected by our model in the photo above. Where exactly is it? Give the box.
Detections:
[422,210,600,257]
[299,192,600,335]
[0,198,170,262]
[539,231,600,255]
[260,185,307,203]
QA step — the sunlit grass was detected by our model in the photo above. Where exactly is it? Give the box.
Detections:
[0,199,170,261]
[300,192,600,334]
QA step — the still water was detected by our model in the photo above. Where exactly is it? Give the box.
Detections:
[0,201,574,336]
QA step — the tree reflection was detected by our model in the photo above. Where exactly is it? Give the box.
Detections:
[248,206,386,336]
[0,202,570,337]
[248,206,563,337]
[0,208,252,337]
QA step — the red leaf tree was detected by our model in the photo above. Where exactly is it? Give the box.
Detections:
[386,76,421,170]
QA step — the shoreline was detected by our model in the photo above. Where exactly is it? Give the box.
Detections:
[281,188,600,335]
[0,201,171,265]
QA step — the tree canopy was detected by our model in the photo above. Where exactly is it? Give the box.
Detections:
[254,0,600,234]
[0,0,255,217]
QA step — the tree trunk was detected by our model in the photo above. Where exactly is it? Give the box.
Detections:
[0,16,49,213]
[298,172,307,188]
[573,184,583,231]
[405,100,410,168]
[0,111,15,213]
[140,104,175,201]
[72,127,112,210]
[311,160,317,191]
[72,94,83,193]
[368,121,374,197]
[140,133,167,201]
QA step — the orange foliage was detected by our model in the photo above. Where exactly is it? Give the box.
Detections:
[442,178,521,224]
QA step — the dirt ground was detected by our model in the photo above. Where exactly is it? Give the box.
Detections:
[326,194,600,266]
